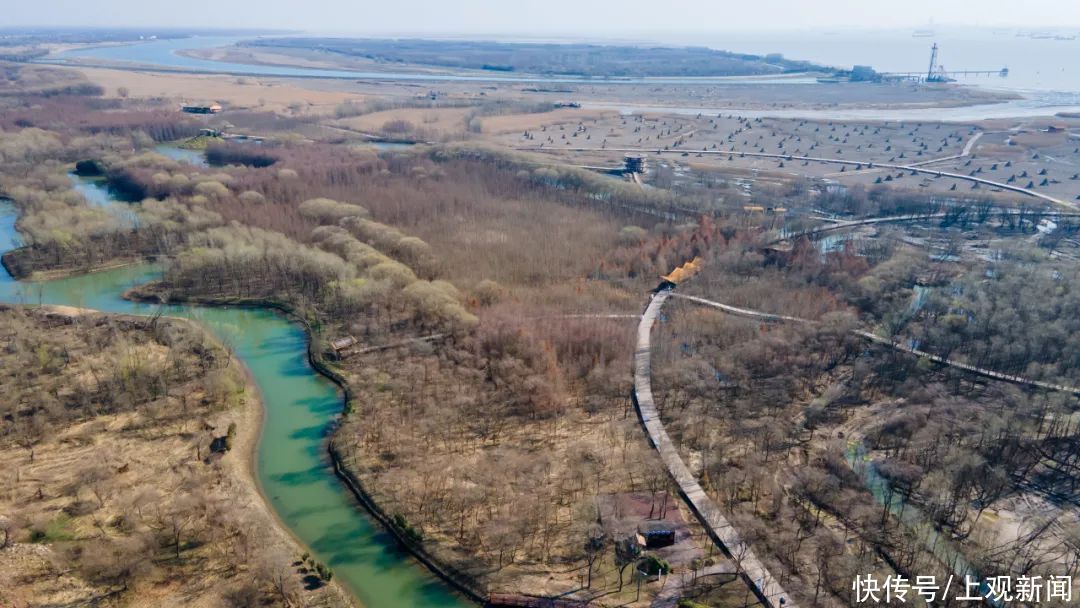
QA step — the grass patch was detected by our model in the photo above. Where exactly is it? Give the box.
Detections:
[30,514,76,543]
[179,135,217,150]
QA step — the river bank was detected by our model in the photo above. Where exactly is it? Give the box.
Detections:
[126,306,354,608]
[0,198,476,607]
[0,304,351,607]
[1,250,142,282]
[125,278,496,605]
[122,279,498,604]
[220,311,359,608]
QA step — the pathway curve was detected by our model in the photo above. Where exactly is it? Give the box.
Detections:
[636,284,1079,607]
[773,208,1080,245]
[634,289,797,608]
[528,146,1074,209]
[671,293,1080,395]
[961,131,986,157]
[824,131,984,177]
[651,562,737,608]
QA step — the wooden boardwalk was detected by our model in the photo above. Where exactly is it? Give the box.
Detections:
[635,286,1079,608]
[853,329,1080,395]
[634,290,797,608]
[771,208,1080,245]
[672,293,1080,396]
[527,145,1075,209]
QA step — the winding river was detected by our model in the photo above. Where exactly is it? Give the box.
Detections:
[0,191,470,607]
[847,442,1001,605]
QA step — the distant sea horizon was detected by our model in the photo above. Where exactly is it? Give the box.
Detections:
[49,26,1080,119]
[621,27,1080,94]
[316,26,1080,94]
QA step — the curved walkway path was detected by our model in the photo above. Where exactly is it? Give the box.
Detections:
[672,293,1080,395]
[633,284,1079,607]
[634,290,797,608]
[823,131,984,177]
[772,208,1080,245]
[529,146,1074,209]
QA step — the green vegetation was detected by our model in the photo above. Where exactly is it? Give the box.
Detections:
[225,421,238,451]
[392,513,424,544]
[29,514,75,543]
[638,554,672,576]
[178,134,215,150]
[248,38,827,77]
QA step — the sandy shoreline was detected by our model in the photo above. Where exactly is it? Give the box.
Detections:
[144,306,362,608]
[226,335,361,608]
[18,303,360,608]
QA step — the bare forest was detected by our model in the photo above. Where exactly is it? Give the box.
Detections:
[1,56,1077,608]
[0,307,349,608]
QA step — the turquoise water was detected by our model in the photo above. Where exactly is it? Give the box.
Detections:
[0,201,18,293]
[0,198,471,607]
[154,143,209,167]
[910,285,930,313]
[66,173,139,226]
[846,442,996,601]
[66,144,204,210]
[818,232,851,254]
[68,173,115,208]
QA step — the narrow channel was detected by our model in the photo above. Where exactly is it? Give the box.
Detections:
[0,189,472,607]
[846,441,1000,604]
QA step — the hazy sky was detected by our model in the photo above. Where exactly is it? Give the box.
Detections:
[8,0,1080,34]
